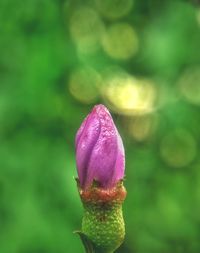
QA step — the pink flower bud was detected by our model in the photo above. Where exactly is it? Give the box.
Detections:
[75,104,125,189]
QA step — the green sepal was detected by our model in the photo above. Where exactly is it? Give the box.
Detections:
[75,231,95,253]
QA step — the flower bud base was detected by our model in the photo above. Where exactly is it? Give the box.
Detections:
[78,181,126,253]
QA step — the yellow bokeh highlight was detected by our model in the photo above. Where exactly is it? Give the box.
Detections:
[69,7,105,54]
[160,129,197,168]
[178,66,200,106]
[95,0,133,19]
[101,68,157,115]
[69,67,101,104]
[196,8,200,26]
[128,115,158,142]
[102,23,138,60]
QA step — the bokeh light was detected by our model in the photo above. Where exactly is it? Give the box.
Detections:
[69,6,105,54]
[127,115,158,142]
[68,66,101,104]
[196,8,200,26]
[102,68,157,115]
[178,66,200,106]
[160,129,197,168]
[95,0,133,19]
[102,23,138,60]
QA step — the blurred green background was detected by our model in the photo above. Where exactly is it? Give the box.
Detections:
[1,0,200,252]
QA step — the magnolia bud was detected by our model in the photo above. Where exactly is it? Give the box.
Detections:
[75,104,125,189]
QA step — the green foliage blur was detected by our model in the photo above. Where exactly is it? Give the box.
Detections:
[1,0,200,252]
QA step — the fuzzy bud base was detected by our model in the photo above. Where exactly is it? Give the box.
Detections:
[77,180,126,253]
